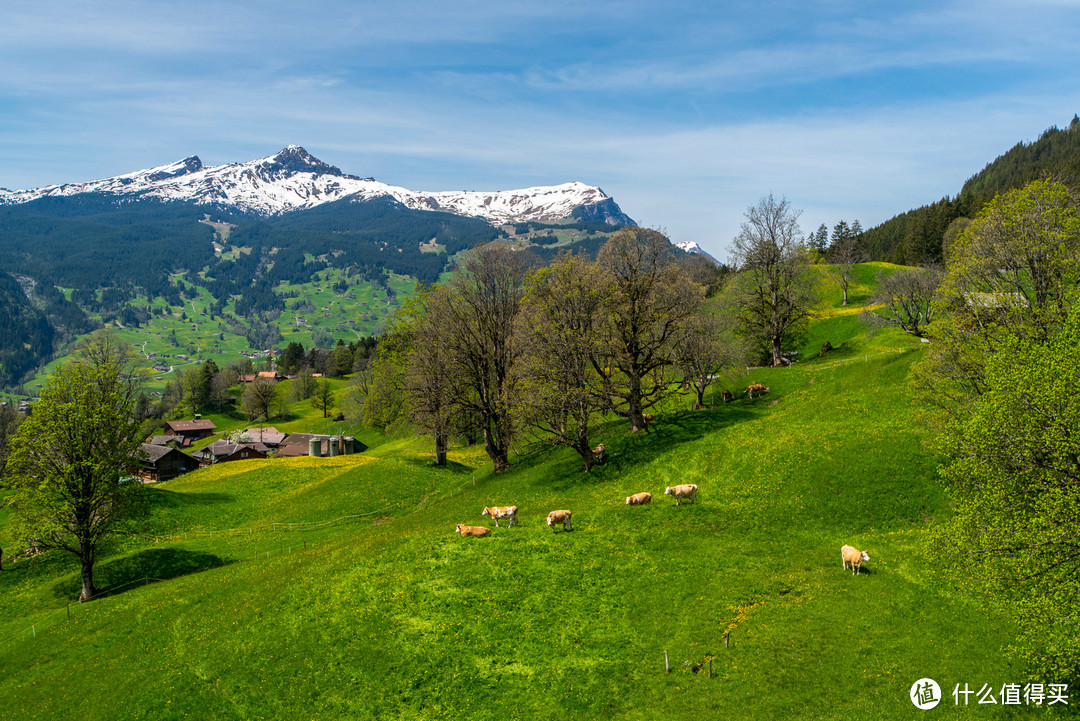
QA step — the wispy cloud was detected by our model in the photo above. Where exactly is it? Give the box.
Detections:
[1,0,1077,257]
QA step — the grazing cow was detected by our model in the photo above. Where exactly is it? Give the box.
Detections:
[546,509,573,532]
[625,492,652,506]
[841,545,870,575]
[591,443,605,464]
[642,413,655,423]
[664,484,698,505]
[481,506,519,528]
[746,383,770,399]
[456,524,491,538]
[720,389,734,403]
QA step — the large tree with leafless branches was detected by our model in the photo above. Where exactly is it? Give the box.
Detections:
[729,195,815,366]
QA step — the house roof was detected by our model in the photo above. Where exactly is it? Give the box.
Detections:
[164,419,218,433]
[141,443,174,464]
[140,443,199,467]
[196,440,271,459]
[240,427,287,445]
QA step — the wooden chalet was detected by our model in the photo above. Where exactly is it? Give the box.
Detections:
[138,443,200,483]
[162,416,218,441]
[193,440,269,465]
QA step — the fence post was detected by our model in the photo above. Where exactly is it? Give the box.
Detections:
[724,631,730,648]
[67,603,70,619]
[708,658,712,678]
[665,649,670,673]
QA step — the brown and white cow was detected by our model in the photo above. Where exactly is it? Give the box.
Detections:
[625,492,652,506]
[591,443,605,464]
[455,524,491,538]
[546,509,573,532]
[720,389,734,403]
[481,506,519,528]
[841,545,870,575]
[664,484,698,505]
[746,383,770,399]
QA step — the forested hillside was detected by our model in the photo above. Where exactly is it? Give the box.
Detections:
[861,114,1080,264]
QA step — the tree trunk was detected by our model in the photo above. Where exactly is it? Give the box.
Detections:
[78,547,96,602]
[576,431,594,472]
[695,381,706,410]
[483,427,510,472]
[627,373,646,431]
[771,335,784,367]
[434,430,448,467]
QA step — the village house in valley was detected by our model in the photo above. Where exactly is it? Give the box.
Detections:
[162,416,218,442]
[137,443,201,483]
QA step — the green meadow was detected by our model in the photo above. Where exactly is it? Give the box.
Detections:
[0,263,1062,719]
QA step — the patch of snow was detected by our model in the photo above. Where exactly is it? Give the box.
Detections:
[0,147,622,225]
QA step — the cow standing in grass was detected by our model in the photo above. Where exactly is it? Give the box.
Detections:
[481,506,519,528]
[746,383,769,399]
[841,545,870,575]
[664,484,698,505]
[546,510,572,532]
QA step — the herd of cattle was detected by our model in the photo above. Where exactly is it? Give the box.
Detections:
[452,386,871,576]
[455,493,871,576]
[454,483,700,539]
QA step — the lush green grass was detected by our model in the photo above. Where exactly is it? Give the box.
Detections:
[0,264,1059,719]
[0,357,1046,719]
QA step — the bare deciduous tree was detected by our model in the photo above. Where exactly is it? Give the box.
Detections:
[862,267,941,337]
[595,227,703,431]
[516,253,611,470]
[241,376,279,422]
[436,245,535,471]
[729,195,815,366]
[675,302,743,409]
[828,220,866,306]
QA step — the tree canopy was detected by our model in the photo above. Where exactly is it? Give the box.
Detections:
[4,332,147,601]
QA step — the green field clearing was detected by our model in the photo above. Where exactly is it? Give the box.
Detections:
[0,272,1054,718]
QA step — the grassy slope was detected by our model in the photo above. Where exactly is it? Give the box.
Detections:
[0,264,1047,719]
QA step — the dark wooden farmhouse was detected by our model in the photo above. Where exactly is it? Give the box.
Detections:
[138,444,200,483]
[162,416,218,442]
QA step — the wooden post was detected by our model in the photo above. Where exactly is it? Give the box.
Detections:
[665,649,670,673]
[303,541,306,551]
[67,603,70,619]
[708,658,712,678]
[724,631,730,648]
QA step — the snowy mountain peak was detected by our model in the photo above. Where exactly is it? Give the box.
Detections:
[253,145,354,179]
[0,148,633,225]
[675,241,719,264]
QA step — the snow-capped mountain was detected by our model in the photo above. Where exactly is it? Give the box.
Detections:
[0,146,633,226]
[675,240,719,264]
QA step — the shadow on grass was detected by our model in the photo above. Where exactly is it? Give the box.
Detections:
[53,547,227,601]
[526,407,759,490]
[396,455,475,474]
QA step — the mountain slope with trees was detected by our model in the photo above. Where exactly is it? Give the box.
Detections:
[861,114,1080,265]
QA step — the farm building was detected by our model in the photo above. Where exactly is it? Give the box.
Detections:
[162,417,218,441]
[192,441,270,465]
[137,444,200,483]
[277,434,366,457]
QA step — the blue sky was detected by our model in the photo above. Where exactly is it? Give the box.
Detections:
[2,0,1079,259]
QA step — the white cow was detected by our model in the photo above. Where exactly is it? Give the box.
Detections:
[664,484,698,505]
[841,545,870,575]
[546,509,573,532]
[481,506,519,528]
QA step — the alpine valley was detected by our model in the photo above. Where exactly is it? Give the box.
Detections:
[0,146,634,388]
